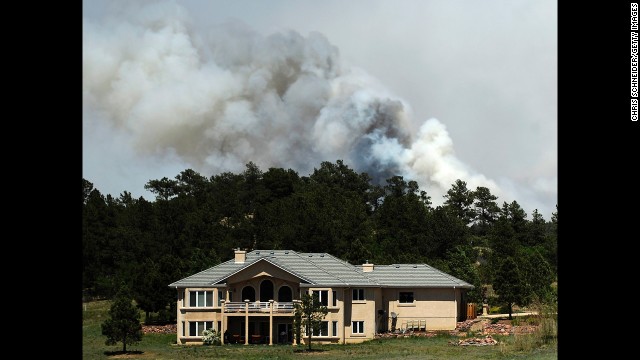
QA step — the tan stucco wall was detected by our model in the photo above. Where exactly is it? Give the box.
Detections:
[298,287,345,345]
[225,261,301,304]
[227,261,301,287]
[175,287,224,344]
[383,288,460,330]
[341,287,377,343]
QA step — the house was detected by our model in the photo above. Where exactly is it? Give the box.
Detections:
[168,249,473,345]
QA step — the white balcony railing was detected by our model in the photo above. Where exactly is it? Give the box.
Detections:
[223,301,294,313]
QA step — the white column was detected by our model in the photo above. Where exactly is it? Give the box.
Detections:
[244,300,250,345]
[220,300,225,345]
[292,299,299,346]
[269,300,274,345]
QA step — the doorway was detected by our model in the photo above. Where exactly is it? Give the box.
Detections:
[277,323,293,344]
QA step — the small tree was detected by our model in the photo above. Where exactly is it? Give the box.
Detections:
[293,293,328,351]
[492,257,525,320]
[101,285,143,353]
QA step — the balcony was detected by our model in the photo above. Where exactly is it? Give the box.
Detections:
[222,301,294,314]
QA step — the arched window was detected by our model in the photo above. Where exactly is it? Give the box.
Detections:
[260,280,274,302]
[278,285,292,302]
[241,286,255,302]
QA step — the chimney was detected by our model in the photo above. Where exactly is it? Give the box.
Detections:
[362,260,374,272]
[234,249,246,263]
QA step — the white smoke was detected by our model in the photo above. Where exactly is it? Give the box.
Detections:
[83,0,507,206]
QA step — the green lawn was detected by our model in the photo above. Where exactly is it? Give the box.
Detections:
[83,300,557,360]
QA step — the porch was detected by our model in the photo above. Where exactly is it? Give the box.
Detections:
[220,300,297,345]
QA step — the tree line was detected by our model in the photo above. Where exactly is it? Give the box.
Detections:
[83,160,557,322]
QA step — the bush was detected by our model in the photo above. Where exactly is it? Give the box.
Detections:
[202,329,221,346]
[537,304,557,344]
[526,316,539,326]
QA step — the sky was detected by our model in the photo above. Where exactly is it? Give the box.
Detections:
[82,0,557,220]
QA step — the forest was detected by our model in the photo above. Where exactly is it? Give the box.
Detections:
[82,160,557,322]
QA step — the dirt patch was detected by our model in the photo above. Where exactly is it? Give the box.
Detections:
[453,319,539,335]
[376,319,538,339]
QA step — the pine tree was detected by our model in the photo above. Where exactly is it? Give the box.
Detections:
[492,257,525,320]
[101,285,143,353]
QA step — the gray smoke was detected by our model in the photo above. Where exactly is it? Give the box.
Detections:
[83,0,502,204]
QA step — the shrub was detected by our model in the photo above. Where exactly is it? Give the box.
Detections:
[202,329,221,346]
[519,298,557,348]
[537,305,557,344]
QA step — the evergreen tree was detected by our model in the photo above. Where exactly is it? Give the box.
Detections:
[443,179,476,225]
[492,257,525,320]
[489,211,518,258]
[471,186,500,235]
[525,209,546,247]
[503,201,528,246]
[519,249,554,303]
[375,176,430,263]
[443,246,482,303]
[425,206,468,260]
[101,285,143,353]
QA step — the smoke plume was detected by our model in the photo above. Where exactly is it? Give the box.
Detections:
[83,1,503,204]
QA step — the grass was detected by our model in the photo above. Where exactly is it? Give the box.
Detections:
[83,300,557,360]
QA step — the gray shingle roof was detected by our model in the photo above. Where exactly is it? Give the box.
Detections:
[168,250,473,289]
[362,264,473,289]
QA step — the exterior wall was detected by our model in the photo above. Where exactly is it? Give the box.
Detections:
[226,262,301,293]
[295,287,383,345]
[175,262,303,345]
[176,287,226,345]
[299,287,345,345]
[342,287,378,344]
[383,287,459,331]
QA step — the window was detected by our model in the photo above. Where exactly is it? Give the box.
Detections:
[189,321,213,336]
[352,321,364,334]
[332,321,338,336]
[312,290,328,306]
[260,279,274,301]
[218,290,224,306]
[352,288,365,301]
[399,292,414,304]
[332,290,337,306]
[182,321,185,337]
[242,286,256,302]
[279,286,293,302]
[312,321,329,336]
[189,291,213,307]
